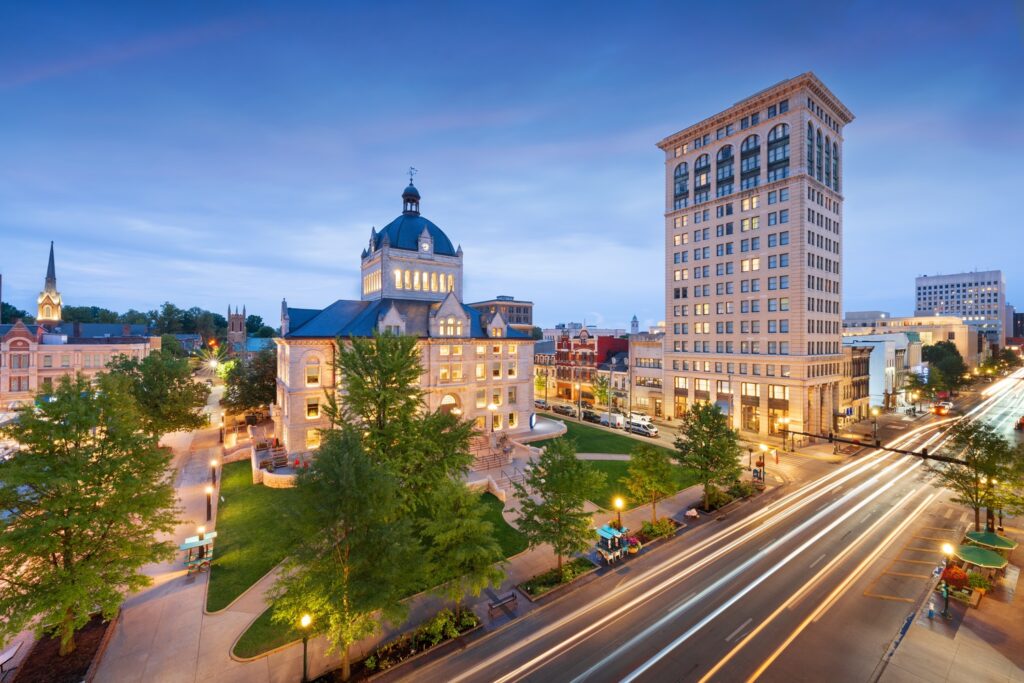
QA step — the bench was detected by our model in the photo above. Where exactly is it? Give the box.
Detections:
[0,640,21,678]
[487,592,518,616]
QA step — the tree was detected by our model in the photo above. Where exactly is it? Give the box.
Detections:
[269,430,419,682]
[327,332,474,512]
[154,302,184,334]
[674,402,743,511]
[107,350,210,438]
[530,326,543,340]
[0,302,33,323]
[119,309,153,326]
[245,314,265,334]
[254,325,276,338]
[929,421,1015,531]
[61,305,119,323]
[534,372,549,402]
[160,333,187,358]
[591,373,610,408]
[626,444,677,523]
[923,341,968,390]
[421,481,504,617]
[0,374,180,656]
[222,348,277,414]
[513,438,605,578]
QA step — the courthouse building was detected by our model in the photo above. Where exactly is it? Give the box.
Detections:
[274,181,535,454]
[658,73,853,440]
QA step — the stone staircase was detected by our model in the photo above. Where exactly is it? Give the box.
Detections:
[470,436,508,472]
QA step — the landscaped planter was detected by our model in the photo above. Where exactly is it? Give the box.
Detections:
[13,614,111,683]
[636,518,684,545]
[518,557,600,603]
[364,622,484,681]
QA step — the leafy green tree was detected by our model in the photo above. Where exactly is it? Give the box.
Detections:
[674,402,743,511]
[929,421,1015,531]
[245,314,265,334]
[591,373,610,408]
[119,309,153,325]
[422,481,504,617]
[923,341,968,390]
[534,372,549,401]
[626,444,677,523]
[254,325,276,338]
[0,374,180,656]
[0,302,33,323]
[326,332,474,512]
[160,333,187,358]
[530,326,543,340]
[154,301,184,334]
[222,348,277,414]
[513,438,605,579]
[107,350,210,438]
[60,305,121,323]
[269,430,419,682]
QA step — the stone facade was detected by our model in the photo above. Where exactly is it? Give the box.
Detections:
[843,311,986,368]
[658,72,853,441]
[628,331,665,417]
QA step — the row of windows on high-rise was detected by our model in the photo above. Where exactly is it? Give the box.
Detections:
[673,124,792,209]
[806,123,840,192]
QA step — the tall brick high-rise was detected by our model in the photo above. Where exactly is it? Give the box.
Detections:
[657,73,853,441]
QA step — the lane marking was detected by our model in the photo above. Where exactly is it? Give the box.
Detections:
[725,618,753,643]
[809,553,826,569]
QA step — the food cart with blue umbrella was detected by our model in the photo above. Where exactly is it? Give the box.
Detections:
[595,524,642,565]
[180,530,217,575]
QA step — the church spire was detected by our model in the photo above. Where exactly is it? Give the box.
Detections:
[45,241,57,293]
[402,168,421,215]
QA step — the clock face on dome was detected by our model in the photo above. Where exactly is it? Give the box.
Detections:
[421,243,430,251]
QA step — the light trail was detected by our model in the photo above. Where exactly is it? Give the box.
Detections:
[602,458,925,683]
[698,488,934,683]
[746,492,938,682]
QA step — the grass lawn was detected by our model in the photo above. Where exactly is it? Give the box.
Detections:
[232,491,526,658]
[479,492,529,557]
[585,459,702,510]
[540,419,675,458]
[206,461,302,612]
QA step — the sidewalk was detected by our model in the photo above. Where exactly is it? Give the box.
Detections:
[880,526,1024,682]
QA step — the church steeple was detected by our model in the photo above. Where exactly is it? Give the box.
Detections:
[402,167,421,215]
[37,241,63,324]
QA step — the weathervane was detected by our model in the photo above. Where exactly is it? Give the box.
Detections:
[408,166,418,184]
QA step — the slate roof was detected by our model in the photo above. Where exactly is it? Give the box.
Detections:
[245,337,276,353]
[373,214,457,257]
[534,340,556,355]
[0,324,43,337]
[50,323,150,337]
[285,298,530,340]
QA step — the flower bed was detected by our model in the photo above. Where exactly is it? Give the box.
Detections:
[519,557,597,599]
[360,608,480,675]
[13,614,109,683]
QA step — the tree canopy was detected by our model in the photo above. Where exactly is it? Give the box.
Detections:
[0,374,180,656]
[627,444,677,523]
[513,438,605,577]
[923,341,969,390]
[0,302,33,324]
[674,402,743,510]
[221,348,277,414]
[107,350,210,438]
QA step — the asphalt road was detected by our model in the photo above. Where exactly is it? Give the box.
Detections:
[400,370,1024,683]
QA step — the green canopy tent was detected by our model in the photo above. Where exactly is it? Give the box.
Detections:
[965,531,1018,552]
[954,544,1008,569]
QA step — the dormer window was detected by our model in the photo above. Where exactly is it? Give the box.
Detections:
[490,326,504,338]
[442,316,463,336]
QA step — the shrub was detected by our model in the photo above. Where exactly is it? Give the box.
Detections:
[967,572,992,591]
[702,486,733,511]
[640,518,676,540]
[364,655,377,672]
[728,480,755,499]
[941,566,968,589]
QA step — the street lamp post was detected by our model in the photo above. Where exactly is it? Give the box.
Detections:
[747,447,753,470]
[300,613,313,682]
[210,457,218,486]
[574,382,581,418]
[759,443,768,481]
[778,416,791,451]
[871,407,880,445]
[205,485,213,522]
[613,496,624,528]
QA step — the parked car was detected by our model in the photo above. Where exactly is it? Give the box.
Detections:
[627,421,659,437]
[628,412,653,426]
[581,409,602,424]
[581,401,594,410]
[601,412,626,429]
[553,404,577,418]
[1015,416,1024,431]
[534,399,550,410]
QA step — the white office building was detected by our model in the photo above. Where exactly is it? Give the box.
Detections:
[914,270,1006,345]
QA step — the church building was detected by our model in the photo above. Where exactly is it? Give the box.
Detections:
[273,180,536,454]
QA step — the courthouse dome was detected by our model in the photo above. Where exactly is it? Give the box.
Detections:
[373,182,457,257]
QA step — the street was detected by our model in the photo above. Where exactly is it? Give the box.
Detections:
[399,373,1024,682]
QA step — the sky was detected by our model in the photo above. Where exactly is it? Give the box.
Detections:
[1,1,1022,331]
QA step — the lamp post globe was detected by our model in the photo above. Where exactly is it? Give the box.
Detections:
[300,614,313,682]
[613,496,624,528]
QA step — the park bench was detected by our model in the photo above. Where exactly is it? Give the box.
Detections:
[0,640,22,679]
[487,592,518,616]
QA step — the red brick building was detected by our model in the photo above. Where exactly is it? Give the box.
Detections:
[554,328,629,403]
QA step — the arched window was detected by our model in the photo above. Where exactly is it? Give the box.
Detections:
[832,142,839,191]
[673,162,689,196]
[824,135,832,187]
[413,271,421,291]
[693,154,711,204]
[740,135,760,189]
[767,123,789,142]
[304,357,321,387]
[447,274,454,292]
[394,269,403,289]
[404,270,411,290]
[767,124,790,182]
[695,153,710,170]
[430,272,438,292]
[43,304,52,318]
[715,145,734,197]
[815,129,823,181]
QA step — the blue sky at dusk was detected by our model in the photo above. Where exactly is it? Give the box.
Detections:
[1,1,1021,330]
